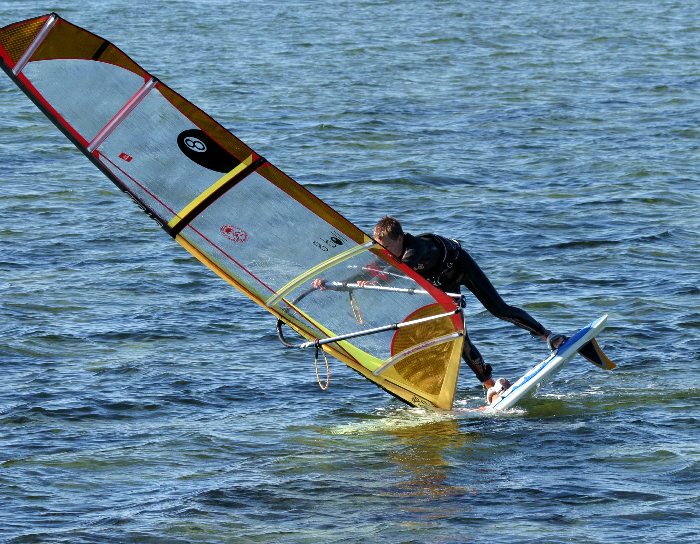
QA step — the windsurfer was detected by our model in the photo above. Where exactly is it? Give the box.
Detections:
[314,216,565,402]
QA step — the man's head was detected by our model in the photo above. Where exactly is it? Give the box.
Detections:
[373,216,404,258]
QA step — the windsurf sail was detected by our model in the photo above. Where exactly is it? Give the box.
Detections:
[0,13,465,410]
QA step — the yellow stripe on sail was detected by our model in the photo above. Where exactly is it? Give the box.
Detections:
[168,154,254,230]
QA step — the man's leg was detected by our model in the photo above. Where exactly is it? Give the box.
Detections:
[462,326,494,386]
[459,250,548,337]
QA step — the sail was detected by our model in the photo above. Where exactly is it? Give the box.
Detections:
[0,13,465,410]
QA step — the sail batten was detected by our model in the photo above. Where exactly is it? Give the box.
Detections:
[168,155,267,236]
[1,13,465,410]
[170,155,256,228]
[87,77,157,152]
[374,332,463,376]
[12,13,56,74]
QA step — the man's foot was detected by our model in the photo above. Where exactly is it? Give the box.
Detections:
[486,378,512,405]
[546,333,568,351]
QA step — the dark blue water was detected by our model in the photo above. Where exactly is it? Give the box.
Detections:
[1,1,698,542]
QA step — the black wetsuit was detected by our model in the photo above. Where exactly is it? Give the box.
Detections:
[401,233,547,383]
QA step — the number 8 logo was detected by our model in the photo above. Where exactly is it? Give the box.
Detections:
[183,136,207,153]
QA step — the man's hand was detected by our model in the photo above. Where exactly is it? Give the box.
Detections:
[312,278,326,290]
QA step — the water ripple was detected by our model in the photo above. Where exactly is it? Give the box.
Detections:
[1,1,699,542]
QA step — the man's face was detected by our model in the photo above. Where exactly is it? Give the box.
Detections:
[378,235,403,259]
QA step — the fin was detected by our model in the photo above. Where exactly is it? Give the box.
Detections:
[578,338,616,370]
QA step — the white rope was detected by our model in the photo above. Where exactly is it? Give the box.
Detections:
[314,345,330,390]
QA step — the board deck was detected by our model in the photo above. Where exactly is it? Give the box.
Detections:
[486,315,609,412]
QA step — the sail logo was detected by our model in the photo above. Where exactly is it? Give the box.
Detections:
[177,129,240,173]
[183,136,207,153]
[312,229,348,252]
[221,224,249,243]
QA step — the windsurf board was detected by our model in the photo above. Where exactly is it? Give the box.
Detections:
[486,314,609,412]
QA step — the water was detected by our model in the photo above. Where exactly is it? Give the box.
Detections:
[1,1,698,542]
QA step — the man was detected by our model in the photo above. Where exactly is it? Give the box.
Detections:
[371,216,565,404]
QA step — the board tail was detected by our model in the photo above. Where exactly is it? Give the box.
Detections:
[578,338,616,370]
